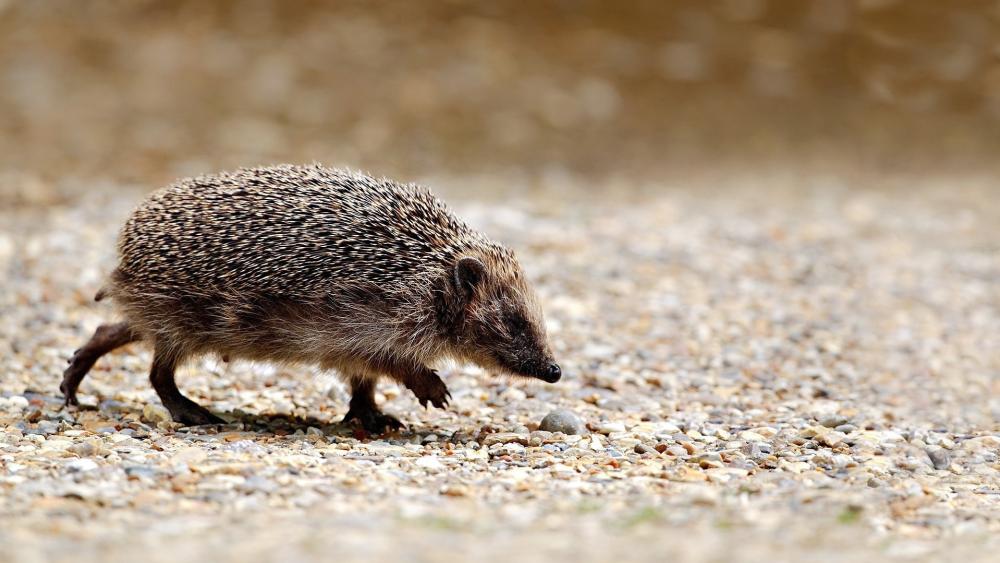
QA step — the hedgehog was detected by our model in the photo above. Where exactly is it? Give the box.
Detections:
[61,164,561,433]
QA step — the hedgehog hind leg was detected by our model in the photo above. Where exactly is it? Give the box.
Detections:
[342,376,404,435]
[61,321,141,406]
[148,342,224,426]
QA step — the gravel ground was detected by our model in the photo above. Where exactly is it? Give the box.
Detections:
[1,173,999,562]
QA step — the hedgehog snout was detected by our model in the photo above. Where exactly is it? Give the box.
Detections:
[521,359,561,383]
[540,363,561,383]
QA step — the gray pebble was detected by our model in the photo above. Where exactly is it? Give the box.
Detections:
[123,465,159,479]
[742,442,773,459]
[926,448,951,470]
[820,415,849,428]
[538,409,585,435]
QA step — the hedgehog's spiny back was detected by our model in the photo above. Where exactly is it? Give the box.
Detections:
[113,165,505,297]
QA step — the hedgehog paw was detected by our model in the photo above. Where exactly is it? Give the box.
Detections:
[343,407,404,435]
[166,401,226,426]
[410,371,451,410]
[60,380,80,407]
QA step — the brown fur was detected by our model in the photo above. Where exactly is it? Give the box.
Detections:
[62,165,559,432]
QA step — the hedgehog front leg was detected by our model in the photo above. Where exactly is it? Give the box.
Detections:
[388,364,451,410]
[342,376,404,433]
[148,343,225,426]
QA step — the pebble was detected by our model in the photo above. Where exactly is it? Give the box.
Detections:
[414,457,444,471]
[597,421,626,434]
[926,448,951,470]
[66,459,99,473]
[68,440,107,457]
[538,409,585,435]
[741,442,773,459]
[482,432,529,446]
[817,431,847,448]
[819,415,849,428]
[123,465,159,479]
[5,396,29,411]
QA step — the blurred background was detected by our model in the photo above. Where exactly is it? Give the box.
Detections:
[2,4,1000,561]
[2,0,1000,201]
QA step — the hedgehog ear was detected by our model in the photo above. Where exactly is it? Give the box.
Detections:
[454,256,487,297]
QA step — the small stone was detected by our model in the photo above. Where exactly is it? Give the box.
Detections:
[698,457,724,469]
[752,427,778,438]
[440,484,469,497]
[961,435,1000,451]
[538,409,585,435]
[656,422,682,434]
[69,440,107,457]
[817,431,846,448]
[142,404,171,424]
[99,400,131,414]
[926,447,951,470]
[779,460,811,474]
[634,443,655,454]
[500,387,527,402]
[66,459,99,473]
[7,396,29,411]
[799,426,825,438]
[482,432,529,446]
[615,437,640,449]
[124,465,159,479]
[584,435,602,451]
[415,457,444,471]
[671,466,708,482]
[598,421,626,434]
[741,442,773,459]
[36,421,59,435]
[528,431,552,446]
[820,415,849,428]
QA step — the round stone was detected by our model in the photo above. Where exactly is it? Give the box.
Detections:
[539,409,585,435]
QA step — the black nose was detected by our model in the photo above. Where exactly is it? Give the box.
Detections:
[544,363,562,383]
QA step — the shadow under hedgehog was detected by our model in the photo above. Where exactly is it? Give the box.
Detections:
[62,165,561,433]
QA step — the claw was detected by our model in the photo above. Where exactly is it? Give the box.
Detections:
[343,407,404,435]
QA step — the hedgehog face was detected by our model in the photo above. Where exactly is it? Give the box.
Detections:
[448,256,561,383]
